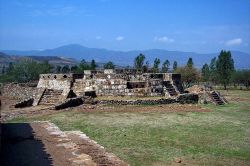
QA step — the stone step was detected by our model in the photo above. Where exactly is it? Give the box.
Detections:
[210,91,225,105]
[42,95,61,98]
[43,92,62,95]
[38,102,55,105]
[38,89,63,105]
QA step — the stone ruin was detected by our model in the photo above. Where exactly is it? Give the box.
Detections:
[185,85,227,105]
[32,69,189,106]
[2,69,212,109]
[1,69,228,109]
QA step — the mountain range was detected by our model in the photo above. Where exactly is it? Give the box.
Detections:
[0,52,78,67]
[1,44,250,69]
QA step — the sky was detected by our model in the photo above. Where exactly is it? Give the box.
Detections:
[0,0,250,53]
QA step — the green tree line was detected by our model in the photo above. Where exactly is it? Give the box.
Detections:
[1,50,249,90]
[0,60,52,83]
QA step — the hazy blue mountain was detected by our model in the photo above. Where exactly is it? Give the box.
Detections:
[0,52,78,67]
[2,44,250,69]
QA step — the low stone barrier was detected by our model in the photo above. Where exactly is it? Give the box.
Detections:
[15,98,34,108]
[55,97,84,110]
[99,98,176,105]
[99,94,199,105]
[176,93,199,104]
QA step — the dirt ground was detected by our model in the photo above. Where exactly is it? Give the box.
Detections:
[1,121,128,166]
[2,90,249,166]
[1,123,71,166]
[0,96,67,122]
[0,96,131,166]
[0,95,210,166]
[0,95,210,122]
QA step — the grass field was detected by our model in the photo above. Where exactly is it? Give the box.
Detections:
[8,90,250,166]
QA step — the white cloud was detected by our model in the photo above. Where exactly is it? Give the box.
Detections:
[116,36,125,41]
[96,36,102,40]
[225,38,242,46]
[154,36,174,43]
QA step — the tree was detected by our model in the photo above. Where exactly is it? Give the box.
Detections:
[70,65,78,73]
[142,61,150,73]
[173,61,178,72]
[153,58,160,73]
[162,60,170,73]
[2,65,5,75]
[0,59,52,83]
[216,50,235,90]
[6,62,14,73]
[175,66,200,88]
[104,61,115,69]
[201,63,210,82]
[232,70,250,89]
[134,54,145,71]
[209,57,217,84]
[62,65,70,73]
[187,57,194,68]
[39,61,52,74]
[91,59,97,70]
[76,59,91,73]
[56,66,62,73]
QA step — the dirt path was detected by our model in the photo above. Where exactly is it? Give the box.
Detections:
[1,122,97,166]
[1,122,128,166]
[0,96,68,122]
[1,123,54,166]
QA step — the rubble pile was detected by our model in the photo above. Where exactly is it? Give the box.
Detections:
[2,83,36,101]
[185,85,206,94]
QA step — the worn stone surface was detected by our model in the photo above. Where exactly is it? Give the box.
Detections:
[74,70,184,97]
[2,83,36,101]
[37,73,76,90]
[37,71,184,97]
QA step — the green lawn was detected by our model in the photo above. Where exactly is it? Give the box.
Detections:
[8,90,250,166]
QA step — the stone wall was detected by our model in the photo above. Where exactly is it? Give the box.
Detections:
[98,98,176,105]
[2,83,36,100]
[36,71,184,98]
[176,94,199,104]
[98,95,198,105]
[37,73,74,90]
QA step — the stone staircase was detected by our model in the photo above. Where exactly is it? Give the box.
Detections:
[38,89,63,105]
[210,91,226,105]
[163,81,178,96]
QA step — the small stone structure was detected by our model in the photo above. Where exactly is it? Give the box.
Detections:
[2,70,201,108]
[186,85,227,105]
[33,70,185,106]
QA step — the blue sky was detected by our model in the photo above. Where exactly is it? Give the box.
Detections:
[0,0,250,53]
